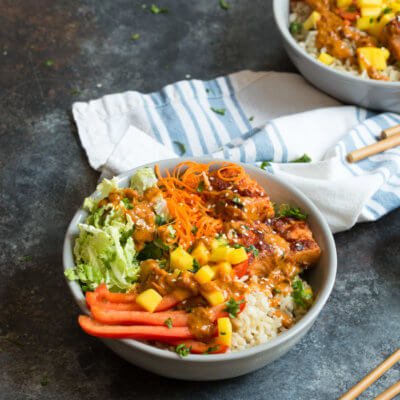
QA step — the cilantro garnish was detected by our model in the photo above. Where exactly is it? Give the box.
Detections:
[120,228,135,246]
[347,4,357,11]
[245,245,259,257]
[149,4,169,13]
[278,204,307,220]
[121,198,134,210]
[382,6,392,14]
[131,33,139,40]
[232,243,243,249]
[219,0,230,10]
[290,153,312,163]
[175,343,191,356]
[155,215,166,226]
[289,21,302,34]
[249,116,254,121]
[19,256,32,262]
[197,181,205,192]
[173,140,186,155]
[45,60,54,67]
[225,298,244,318]
[275,288,282,294]
[232,197,242,206]
[164,317,173,329]
[210,107,226,116]
[70,89,83,95]
[189,258,200,273]
[206,88,210,93]
[291,279,312,309]
[203,344,220,354]
[260,160,271,169]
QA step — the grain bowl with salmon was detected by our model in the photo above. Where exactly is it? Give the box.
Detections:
[64,160,325,358]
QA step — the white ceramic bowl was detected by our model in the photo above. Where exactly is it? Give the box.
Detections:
[273,0,400,112]
[63,158,337,380]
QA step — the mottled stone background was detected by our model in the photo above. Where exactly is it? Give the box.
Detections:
[1,1,399,399]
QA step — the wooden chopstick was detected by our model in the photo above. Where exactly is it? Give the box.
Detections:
[347,132,400,163]
[381,124,400,139]
[374,381,400,400]
[339,348,400,400]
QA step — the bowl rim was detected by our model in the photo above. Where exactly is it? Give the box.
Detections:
[272,0,400,88]
[63,157,337,362]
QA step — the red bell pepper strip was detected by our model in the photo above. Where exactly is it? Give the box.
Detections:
[232,259,249,279]
[86,291,144,311]
[90,305,189,326]
[78,316,195,340]
[166,339,229,354]
[95,284,138,303]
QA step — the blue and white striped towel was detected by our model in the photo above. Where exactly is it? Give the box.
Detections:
[72,70,400,233]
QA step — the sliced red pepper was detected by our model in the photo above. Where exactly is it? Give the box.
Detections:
[90,305,189,326]
[232,259,249,279]
[95,284,138,303]
[78,316,194,340]
[86,291,144,311]
[166,339,229,354]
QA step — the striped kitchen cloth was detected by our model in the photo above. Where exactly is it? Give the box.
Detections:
[72,70,400,232]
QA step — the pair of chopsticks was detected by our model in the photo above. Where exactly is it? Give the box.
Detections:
[339,348,400,400]
[347,124,400,163]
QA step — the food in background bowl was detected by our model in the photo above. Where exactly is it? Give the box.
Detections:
[65,162,321,356]
[289,0,400,81]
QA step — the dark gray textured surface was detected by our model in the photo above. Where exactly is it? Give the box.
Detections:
[1,1,399,399]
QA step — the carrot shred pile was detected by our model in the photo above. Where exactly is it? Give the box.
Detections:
[155,161,246,249]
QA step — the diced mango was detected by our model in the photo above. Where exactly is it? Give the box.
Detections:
[361,6,383,16]
[318,52,335,66]
[136,289,162,312]
[172,288,191,301]
[210,245,232,262]
[215,261,232,276]
[303,11,321,30]
[389,1,400,12]
[368,12,395,36]
[170,247,194,270]
[357,16,376,30]
[357,47,388,70]
[202,290,225,306]
[194,265,216,284]
[210,238,228,250]
[337,0,353,7]
[357,0,382,6]
[228,247,249,264]
[382,47,390,59]
[217,317,232,346]
[191,242,210,266]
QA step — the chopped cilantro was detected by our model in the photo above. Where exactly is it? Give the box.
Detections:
[249,116,254,121]
[175,343,191,356]
[45,60,54,67]
[369,17,374,23]
[155,215,166,226]
[225,298,244,318]
[278,204,307,220]
[197,181,205,192]
[206,88,210,93]
[70,89,83,95]
[289,21,302,34]
[347,4,357,11]
[185,308,192,313]
[382,6,392,14]
[191,225,198,234]
[41,376,48,387]
[173,140,186,155]
[245,245,259,257]
[260,160,271,169]
[203,344,220,354]
[232,197,242,207]
[149,4,169,13]
[131,33,139,40]
[290,153,312,163]
[120,228,135,246]
[210,107,226,116]
[121,198,134,210]
[219,0,230,10]
[292,279,312,309]
[220,332,227,335]
[19,256,32,262]
[164,317,173,329]
[232,243,243,249]
[275,288,282,294]
[189,258,200,273]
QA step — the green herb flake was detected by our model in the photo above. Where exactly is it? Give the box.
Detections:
[210,107,226,116]
[164,317,173,329]
[347,4,357,11]
[175,343,191,357]
[225,298,244,318]
[197,181,205,192]
[131,33,139,40]
[289,21,302,34]
[232,243,243,249]
[278,204,307,221]
[119,228,135,246]
[203,344,220,354]
[155,215,166,226]
[275,288,282,294]
[232,197,242,207]
[260,160,271,170]
[70,89,83,95]
[206,88,210,93]
[121,198,134,210]
[150,4,170,14]
[41,376,48,387]
[189,258,200,273]
[245,245,259,258]
[220,332,227,335]
[219,0,230,10]
[382,6,392,14]
[249,116,254,121]
[290,153,312,163]
[369,17,374,22]
[185,308,192,313]
[45,60,54,67]
[19,256,32,262]
[173,140,186,155]
[291,279,312,309]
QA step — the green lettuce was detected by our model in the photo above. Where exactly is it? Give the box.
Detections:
[130,167,157,194]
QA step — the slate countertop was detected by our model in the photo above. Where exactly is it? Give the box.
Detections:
[1,1,399,399]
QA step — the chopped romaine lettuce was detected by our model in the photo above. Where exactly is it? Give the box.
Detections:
[83,177,119,212]
[130,167,157,195]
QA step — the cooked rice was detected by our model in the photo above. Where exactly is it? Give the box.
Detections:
[230,280,309,351]
[290,3,400,82]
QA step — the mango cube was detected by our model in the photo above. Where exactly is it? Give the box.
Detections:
[228,247,248,264]
[357,47,388,70]
[217,317,232,346]
[317,52,335,66]
[191,242,210,266]
[170,247,194,270]
[368,12,395,36]
[210,238,228,249]
[357,0,382,6]
[194,265,216,284]
[215,261,232,277]
[357,16,376,30]
[361,6,383,17]
[202,290,225,306]
[337,0,352,7]
[303,11,321,31]
[210,245,232,262]
[136,289,162,312]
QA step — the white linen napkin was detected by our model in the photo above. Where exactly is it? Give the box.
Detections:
[72,70,400,233]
